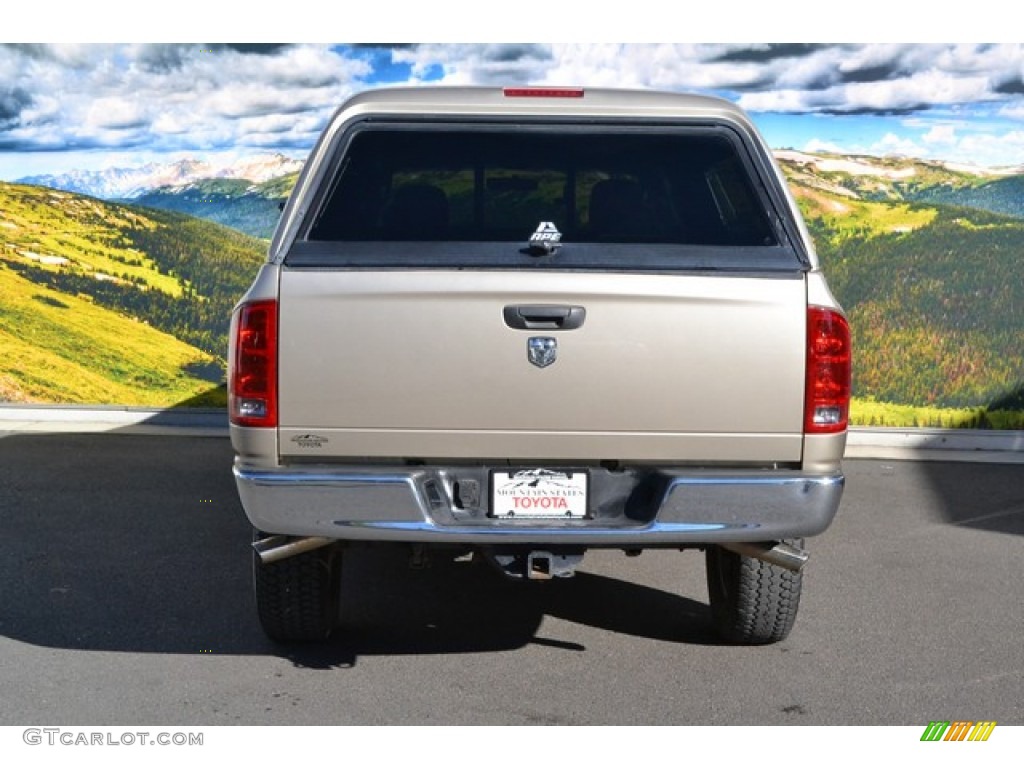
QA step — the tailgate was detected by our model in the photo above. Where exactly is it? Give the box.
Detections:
[277,269,806,463]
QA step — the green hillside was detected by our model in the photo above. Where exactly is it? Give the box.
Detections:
[0,266,223,405]
[0,182,265,406]
[131,172,299,239]
[785,169,1024,427]
[914,176,1024,219]
[3,155,1022,426]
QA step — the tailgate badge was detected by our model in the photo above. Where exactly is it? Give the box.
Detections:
[291,433,328,449]
[527,337,557,368]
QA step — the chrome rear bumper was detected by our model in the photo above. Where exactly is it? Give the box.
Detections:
[234,463,844,546]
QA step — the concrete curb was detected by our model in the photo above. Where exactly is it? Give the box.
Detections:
[0,405,227,437]
[1,406,1023,463]
[845,427,1024,464]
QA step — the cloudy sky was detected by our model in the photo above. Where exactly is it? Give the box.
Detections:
[1,42,1022,179]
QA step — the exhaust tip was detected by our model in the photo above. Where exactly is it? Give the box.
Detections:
[253,535,334,564]
[720,541,809,572]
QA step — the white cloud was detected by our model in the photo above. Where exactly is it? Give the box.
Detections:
[392,44,554,85]
[947,130,1024,168]
[923,125,957,145]
[745,69,1002,115]
[0,44,370,154]
[872,132,927,156]
[18,94,61,126]
[543,44,799,92]
[739,45,1022,114]
[997,103,1024,120]
[803,139,848,155]
[151,112,190,135]
[86,98,146,130]
[1,43,1023,170]
[835,44,914,74]
[858,71,993,111]
[802,124,1024,169]
[740,89,829,113]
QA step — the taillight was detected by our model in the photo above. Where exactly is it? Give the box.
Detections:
[230,299,278,428]
[503,86,584,98]
[805,306,851,434]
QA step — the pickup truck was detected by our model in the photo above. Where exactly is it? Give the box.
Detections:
[229,86,851,645]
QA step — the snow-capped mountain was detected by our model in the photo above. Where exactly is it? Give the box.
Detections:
[774,149,1018,179]
[17,153,304,199]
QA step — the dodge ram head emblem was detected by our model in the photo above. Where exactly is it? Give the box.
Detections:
[527,337,557,368]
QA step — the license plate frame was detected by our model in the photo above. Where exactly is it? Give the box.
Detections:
[489,468,589,520]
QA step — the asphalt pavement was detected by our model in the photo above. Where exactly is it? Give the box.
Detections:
[0,431,1021,725]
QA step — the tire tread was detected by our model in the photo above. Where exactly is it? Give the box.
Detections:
[253,536,340,643]
[706,542,803,645]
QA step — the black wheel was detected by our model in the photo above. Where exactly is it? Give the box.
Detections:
[705,541,803,645]
[253,532,341,643]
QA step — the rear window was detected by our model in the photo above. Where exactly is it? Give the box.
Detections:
[289,123,803,272]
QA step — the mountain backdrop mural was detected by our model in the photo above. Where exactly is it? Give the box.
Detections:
[0,44,1021,425]
[0,180,265,406]
[1,148,1021,426]
[777,152,1024,428]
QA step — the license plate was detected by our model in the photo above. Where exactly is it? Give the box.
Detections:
[490,469,588,519]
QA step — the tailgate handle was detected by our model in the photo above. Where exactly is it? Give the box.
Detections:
[503,305,586,330]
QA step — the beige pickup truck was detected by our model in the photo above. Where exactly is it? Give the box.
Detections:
[229,86,851,645]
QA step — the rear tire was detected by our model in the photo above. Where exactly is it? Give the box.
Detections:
[253,532,341,643]
[705,541,803,645]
